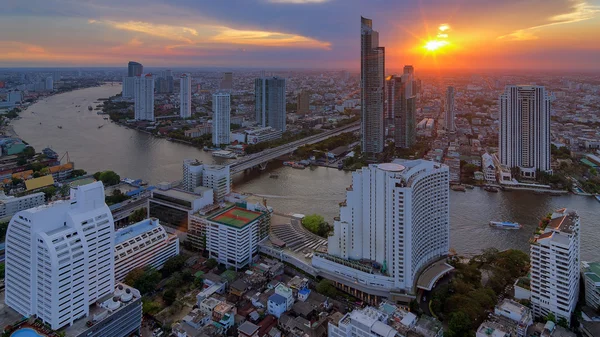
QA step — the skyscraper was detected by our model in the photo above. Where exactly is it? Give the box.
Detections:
[5,182,115,330]
[45,76,54,91]
[134,74,154,121]
[157,70,174,94]
[313,160,451,300]
[386,67,416,149]
[530,208,580,324]
[182,159,204,192]
[220,72,233,90]
[360,16,385,156]
[212,92,231,146]
[255,76,286,132]
[180,73,192,119]
[445,86,455,132]
[297,90,310,114]
[499,85,551,177]
[127,61,143,77]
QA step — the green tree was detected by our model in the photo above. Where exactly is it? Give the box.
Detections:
[142,297,161,315]
[124,267,162,294]
[316,279,338,298]
[32,172,41,178]
[0,221,8,241]
[447,312,474,337]
[98,170,120,186]
[72,169,87,177]
[302,214,327,237]
[557,317,569,328]
[16,158,26,166]
[162,255,187,277]
[194,276,204,288]
[128,208,147,223]
[22,146,36,158]
[163,288,177,306]
[11,177,22,186]
[546,312,557,323]
[31,162,44,172]
[205,258,218,270]
[42,186,57,201]
[58,184,70,197]
[0,262,5,280]
[93,171,102,180]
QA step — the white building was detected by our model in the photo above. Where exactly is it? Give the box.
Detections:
[45,76,54,91]
[582,261,600,311]
[6,91,22,104]
[328,306,396,337]
[494,299,533,337]
[212,92,231,146]
[0,191,45,220]
[134,74,155,121]
[180,73,192,119]
[275,284,294,310]
[255,76,286,132]
[4,182,115,330]
[205,204,271,270]
[445,86,455,132]
[482,153,497,183]
[114,218,180,282]
[122,77,136,99]
[476,322,510,337]
[202,165,231,202]
[314,159,450,296]
[183,159,205,192]
[499,85,551,178]
[267,293,287,318]
[530,208,580,323]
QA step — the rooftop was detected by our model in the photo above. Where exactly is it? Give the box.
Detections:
[209,206,262,229]
[238,321,260,336]
[115,218,160,245]
[153,188,203,203]
[547,211,578,234]
[268,293,287,306]
[25,175,55,191]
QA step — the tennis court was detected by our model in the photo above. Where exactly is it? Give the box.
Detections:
[211,207,262,228]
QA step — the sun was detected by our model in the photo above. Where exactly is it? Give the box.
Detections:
[424,40,449,52]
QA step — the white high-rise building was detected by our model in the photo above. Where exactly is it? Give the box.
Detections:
[445,86,455,132]
[314,159,450,296]
[183,159,205,192]
[212,92,231,146]
[181,160,231,202]
[122,77,136,99]
[530,208,580,324]
[0,191,45,219]
[180,73,192,119]
[254,76,286,132]
[45,76,54,91]
[7,90,22,104]
[134,74,154,121]
[4,182,115,330]
[499,85,551,177]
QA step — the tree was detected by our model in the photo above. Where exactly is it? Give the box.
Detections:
[557,317,569,328]
[128,208,147,223]
[98,170,120,186]
[11,177,22,186]
[447,312,474,337]
[205,258,218,270]
[42,186,57,201]
[16,158,26,166]
[302,214,327,237]
[194,276,204,288]
[0,221,8,242]
[316,279,338,298]
[546,312,557,323]
[58,184,70,197]
[21,146,36,158]
[0,263,5,280]
[32,172,41,178]
[162,255,187,277]
[124,267,161,294]
[72,169,87,177]
[163,288,177,306]
[93,171,102,181]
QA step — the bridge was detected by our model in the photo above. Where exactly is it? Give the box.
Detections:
[229,121,360,174]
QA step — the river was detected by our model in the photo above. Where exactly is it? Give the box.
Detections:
[12,84,600,261]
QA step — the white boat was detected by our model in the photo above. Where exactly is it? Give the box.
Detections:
[489,221,522,229]
[212,150,237,159]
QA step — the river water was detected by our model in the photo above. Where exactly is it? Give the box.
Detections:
[13,85,600,261]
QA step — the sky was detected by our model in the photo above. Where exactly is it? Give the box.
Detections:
[1,0,599,71]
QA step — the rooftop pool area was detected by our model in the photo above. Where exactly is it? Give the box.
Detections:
[10,328,45,337]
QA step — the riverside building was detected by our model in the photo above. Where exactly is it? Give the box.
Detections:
[134,74,155,121]
[313,159,452,305]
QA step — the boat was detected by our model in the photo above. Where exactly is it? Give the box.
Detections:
[203,146,219,152]
[57,125,63,129]
[212,150,237,159]
[595,195,600,203]
[489,221,522,229]
[88,105,93,111]
[283,161,295,167]
[269,174,279,179]
[484,186,499,193]
[98,125,104,129]
[450,185,466,192]
[292,163,306,169]
[464,184,475,189]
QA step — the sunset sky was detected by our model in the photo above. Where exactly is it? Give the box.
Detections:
[1,0,599,70]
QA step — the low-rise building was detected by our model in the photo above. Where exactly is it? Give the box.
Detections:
[238,321,260,337]
[199,297,222,316]
[0,191,44,220]
[148,187,213,236]
[267,293,287,318]
[476,321,511,337]
[113,218,180,282]
[482,152,497,183]
[582,261,600,310]
[213,301,236,331]
[494,299,533,337]
[275,284,294,310]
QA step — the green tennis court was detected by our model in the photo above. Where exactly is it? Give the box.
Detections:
[211,207,262,228]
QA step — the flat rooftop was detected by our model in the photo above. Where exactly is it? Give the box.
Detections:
[417,260,454,291]
[209,206,262,228]
[115,218,159,245]
[153,188,202,203]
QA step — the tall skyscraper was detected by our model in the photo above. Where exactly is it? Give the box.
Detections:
[127,61,143,77]
[156,70,174,94]
[445,86,455,132]
[297,91,310,114]
[5,182,116,330]
[254,76,286,132]
[220,72,233,90]
[499,85,551,177]
[313,159,450,298]
[212,92,231,146]
[45,76,54,91]
[530,208,580,324]
[360,16,385,156]
[134,74,155,121]
[386,67,416,149]
[180,73,192,119]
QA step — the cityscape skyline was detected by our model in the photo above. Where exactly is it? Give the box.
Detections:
[1,0,599,70]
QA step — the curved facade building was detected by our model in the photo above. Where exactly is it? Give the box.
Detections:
[315,159,449,296]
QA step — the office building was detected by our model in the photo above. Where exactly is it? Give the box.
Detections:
[134,74,154,121]
[183,159,205,192]
[128,61,143,77]
[148,186,213,233]
[45,76,54,91]
[182,160,231,202]
[220,71,233,90]
[499,85,551,177]
[313,159,451,303]
[122,76,136,99]
[255,76,286,132]
[0,191,44,220]
[582,261,600,311]
[386,68,416,149]
[4,182,115,330]
[530,208,580,324]
[114,218,180,282]
[360,16,385,156]
[212,92,231,146]
[180,73,192,119]
[6,90,22,104]
[297,91,310,114]
[156,69,174,94]
[445,86,455,132]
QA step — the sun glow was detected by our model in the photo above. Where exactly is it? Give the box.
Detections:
[424,40,449,51]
